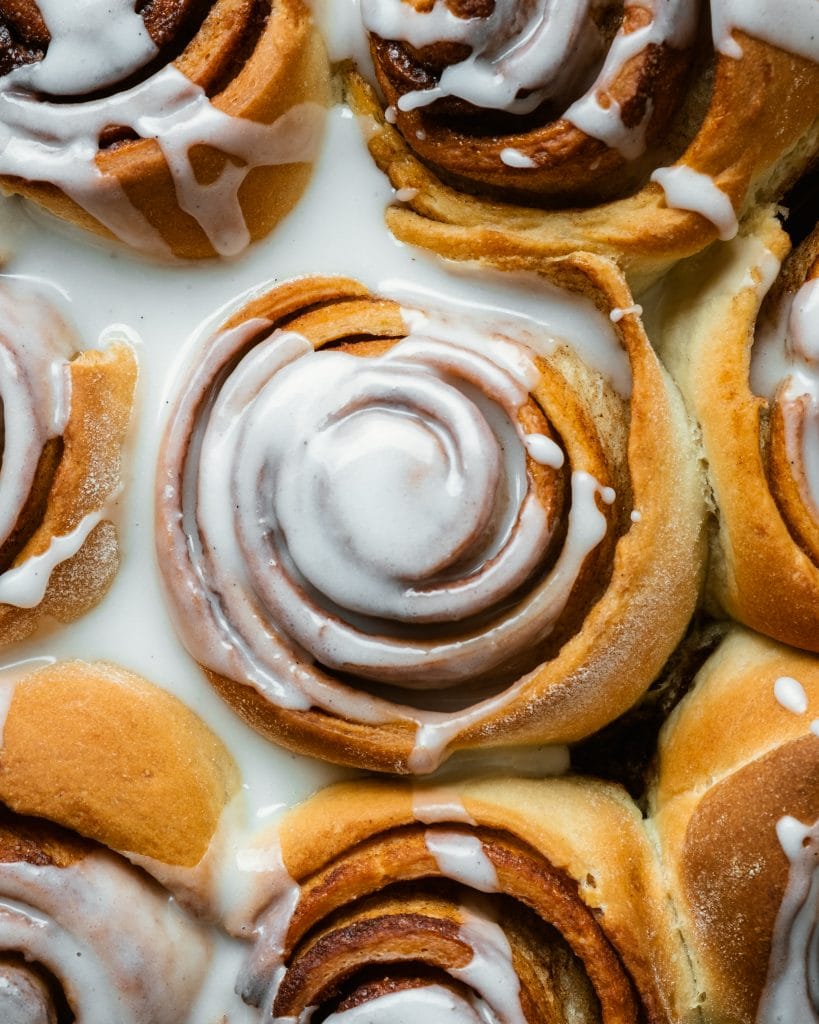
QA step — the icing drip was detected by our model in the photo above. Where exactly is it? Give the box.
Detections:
[452,907,528,1024]
[0,851,211,1024]
[360,0,696,158]
[0,4,324,257]
[237,838,301,1017]
[158,286,619,772]
[774,676,809,716]
[757,817,819,1023]
[650,166,738,240]
[0,506,108,608]
[751,278,819,521]
[500,148,537,169]
[712,0,819,63]
[610,305,643,323]
[412,788,477,824]
[425,831,499,892]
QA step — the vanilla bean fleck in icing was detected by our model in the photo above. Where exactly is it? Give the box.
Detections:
[757,817,819,1023]
[0,2,324,257]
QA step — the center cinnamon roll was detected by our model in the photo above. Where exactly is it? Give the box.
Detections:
[157,256,705,772]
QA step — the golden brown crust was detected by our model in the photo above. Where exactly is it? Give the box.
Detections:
[160,257,706,772]
[240,777,696,1022]
[0,340,138,648]
[0,660,240,866]
[651,628,819,1024]
[0,0,330,259]
[347,30,819,291]
[654,211,819,652]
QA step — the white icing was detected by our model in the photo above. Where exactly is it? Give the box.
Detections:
[10,1,158,96]
[610,304,643,323]
[751,278,819,521]
[0,850,211,1024]
[812,720,819,737]
[630,509,642,523]
[0,507,106,609]
[0,7,325,257]
[758,817,819,1023]
[158,255,621,771]
[712,0,819,63]
[774,676,809,716]
[0,963,56,1024]
[236,835,301,1018]
[413,788,477,824]
[452,907,527,1024]
[394,187,419,202]
[425,831,499,892]
[0,280,73,555]
[525,433,565,468]
[650,166,738,240]
[500,148,537,170]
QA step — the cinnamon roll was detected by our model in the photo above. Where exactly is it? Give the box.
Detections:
[0,280,137,648]
[231,777,695,1022]
[156,257,706,773]
[0,659,240,868]
[0,657,243,1022]
[651,627,819,1024]
[0,810,213,1024]
[345,1,819,289]
[0,0,329,259]
[654,210,819,653]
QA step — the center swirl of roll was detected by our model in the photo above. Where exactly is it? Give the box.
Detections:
[199,326,561,685]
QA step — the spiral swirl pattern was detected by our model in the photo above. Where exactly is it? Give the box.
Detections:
[361,0,698,202]
[233,778,686,1023]
[0,810,211,1024]
[158,261,704,772]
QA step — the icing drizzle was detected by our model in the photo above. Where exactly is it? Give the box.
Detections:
[158,284,620,772]
[758,817,819,1023]
[0,1,324,257]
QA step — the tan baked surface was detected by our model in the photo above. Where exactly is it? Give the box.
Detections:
[651,629,819,1023]
[0,660,240,866]
[654,210,819,652]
